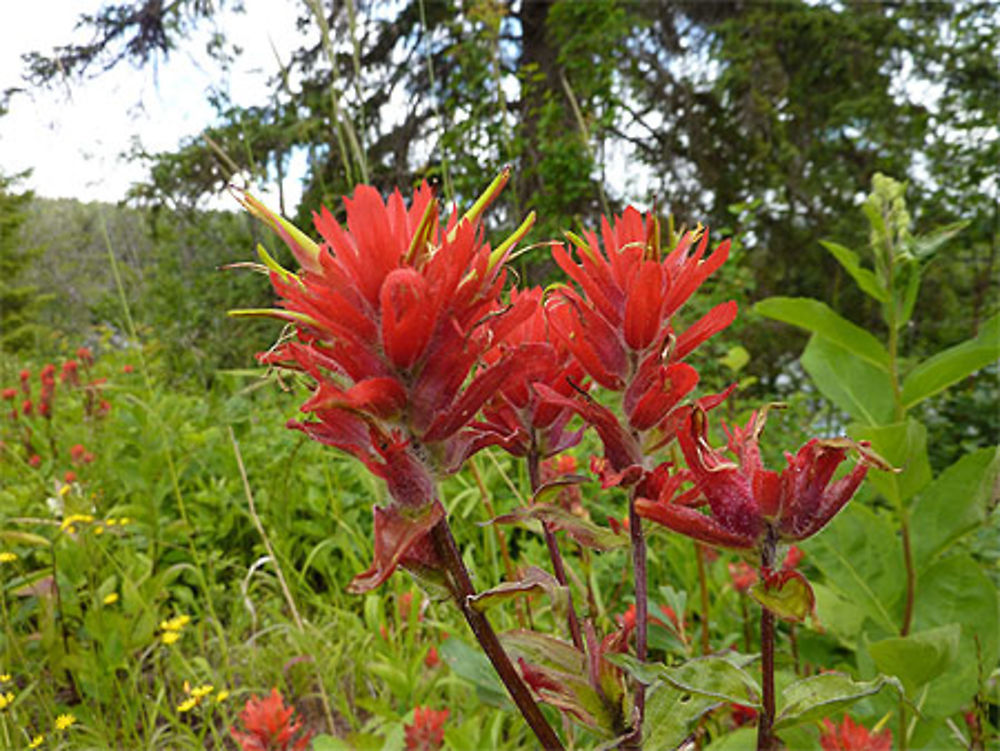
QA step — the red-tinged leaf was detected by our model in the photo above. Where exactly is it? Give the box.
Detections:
[491,504,628,551]
[531,474,591,505]
[467,566,569,616]
[749,569,815,622]
[348,501,446,594]
[635,498,757,550]
[301,377,407,420]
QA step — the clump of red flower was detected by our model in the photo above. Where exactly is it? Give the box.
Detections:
[636,408,885,551]
[819,714,891,751]
[234,171,545,593]
[230,688,313,751]
[404,706,449,751]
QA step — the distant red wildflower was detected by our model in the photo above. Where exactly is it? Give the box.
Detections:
[2,388,16,401]
[21,400,33,417]
[64,471,77,484]
[404,707,448,751]
[819,714,891,751]
[61,360,80,386]
[76,347,94,366]
[424,645,440,669]
[229,688,313,751]
[122,364,135,374]
[19,370,30,395]
[29,454,41,468]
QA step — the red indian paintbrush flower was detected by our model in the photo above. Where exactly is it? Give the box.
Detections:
[636,407,886,551]
[230,688,313,751]
[819,714,892,751]
[541,210,737,484]
[404,706,449,751]
[233,171,539,592]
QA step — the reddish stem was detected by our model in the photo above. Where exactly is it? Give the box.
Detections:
[757,527,779,751]
[623,489,648,749]
[527,449,584,651]
[430,519,564,750]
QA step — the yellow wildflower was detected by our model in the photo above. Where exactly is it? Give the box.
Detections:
[161,631,181,646]
[58,484,72,497]
[105,518,118,526]
[59,514,93,531]
[28,735,44,749]
[0,673,10,682]
[0,691,14,710]
[103,593,119,605]
[0,552,18,563]
[54,714,76,731]
[160,614,191,632]
[216,690,230,703]
[177,697,198,713]
[190,684,214,700]
[65,526,77,535]
[118,517,132,525]
[93,525,104,535]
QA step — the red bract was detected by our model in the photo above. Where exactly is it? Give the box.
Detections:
[475,288,587,459]
[636,408,882,551]
[76,347,94,366]
[404,707,448,751]
[2,388,16,401]
[235,172,538,592]
[230,689,313,751]
[61,360,80,386]
[544,212,736,482]
[819,714,891,751]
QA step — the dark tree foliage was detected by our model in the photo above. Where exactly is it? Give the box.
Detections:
[17,0,998,388]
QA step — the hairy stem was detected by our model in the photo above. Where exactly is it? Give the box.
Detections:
[430,519,564,750]
[695,543,711,654]
[757,528,779,751]
[624,488,649,748]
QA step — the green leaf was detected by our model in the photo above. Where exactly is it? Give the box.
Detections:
[774,673,904,730]
[805,504,903,635]
[491,503,627,550]
[610,654,760,707]
[749,570,815,623]
[642,681,720,750]
[719,345,751,373]
[912,555,999,718]
[801,335,895,425]
[438,637,511,710]
[906,220,968,261]
[0,530,50,547]
[901,313,1000,409]
[911,447,1000,567]
[849,419,932,508]
[467,566,569,617]
[867,624,961,696]
[754,297,890,370]
[819,240,888,302]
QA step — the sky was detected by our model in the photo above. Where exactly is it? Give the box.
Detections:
[0,0,305,209]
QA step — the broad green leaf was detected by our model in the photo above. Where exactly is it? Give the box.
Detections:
[811,582,867,645]
[719,345,751,373]
[801,335,895,425]
[867,624,960,696]
[501,629,583,675]
[901,313,1000,409]
[804,504,903,635]
[912,555,999,718]
[749,570,815,623]
[774,673,904,729]
[610,653,760,706]
[820,240,888,302]
[849,419,931,508]
[754,297,890,370]
[467,566,569,617]
[491,503,627,550]
[911,447,1000,567]
[703,727,756,750]
[642,681,719,750]
[438,637,511,710]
